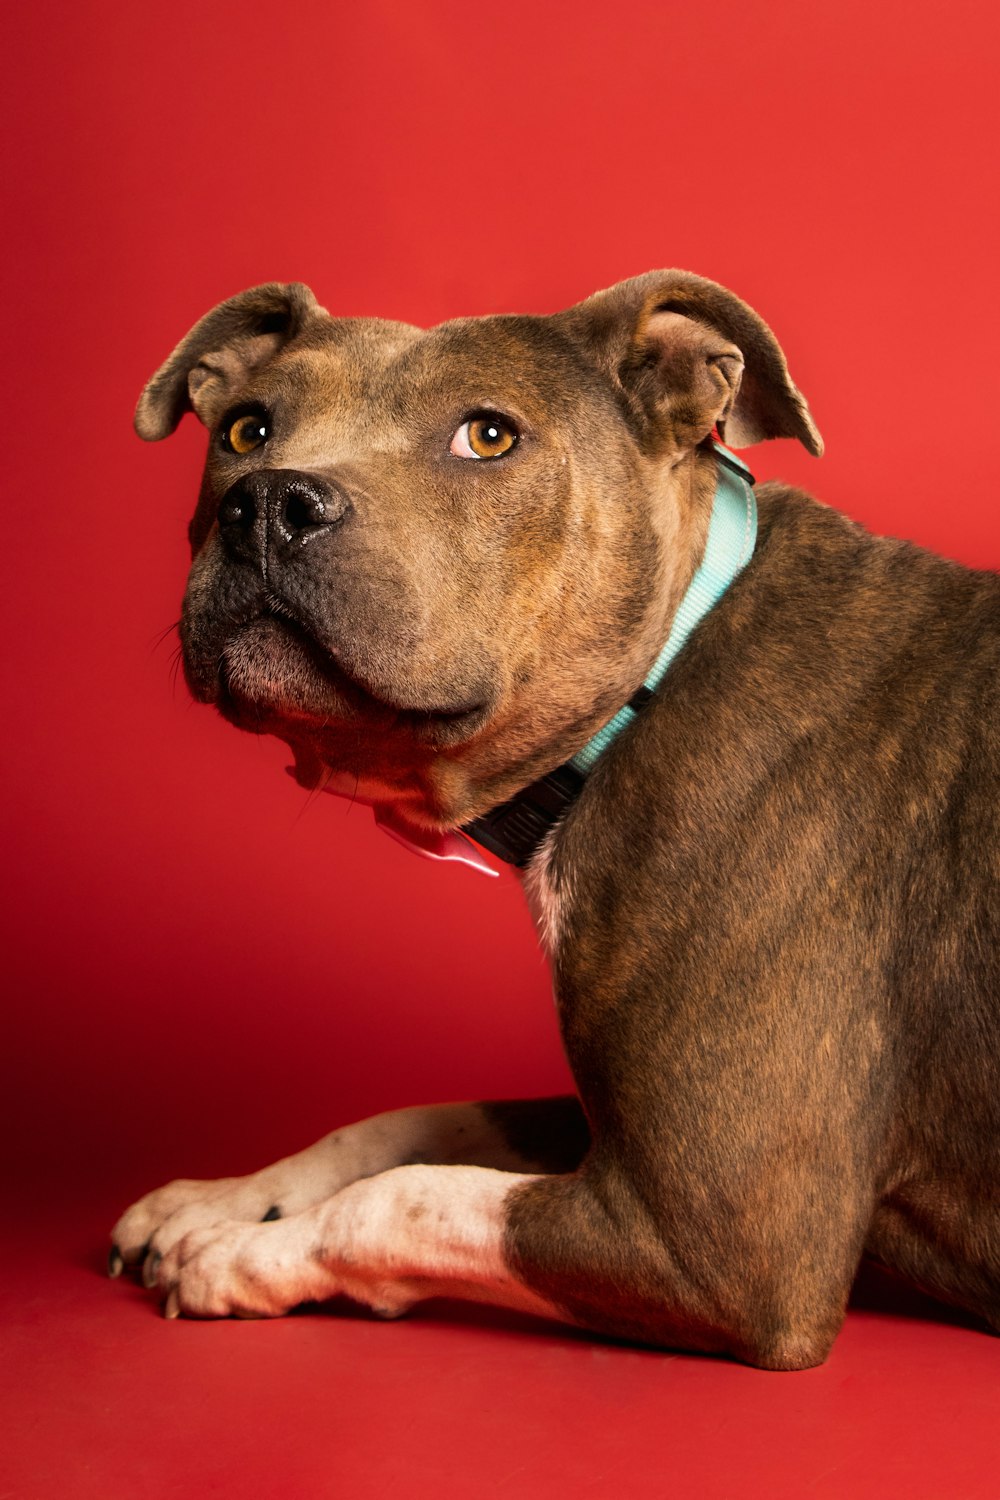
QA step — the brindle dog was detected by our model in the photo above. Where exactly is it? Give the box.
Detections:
[109,273,1000,1369]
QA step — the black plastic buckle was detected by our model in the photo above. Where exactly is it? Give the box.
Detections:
[463,762,587,869]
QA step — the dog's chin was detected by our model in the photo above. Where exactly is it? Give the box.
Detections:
[208,617,492,749]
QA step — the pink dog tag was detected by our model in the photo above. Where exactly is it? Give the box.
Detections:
[373,805,500,876]
[286,767,500,877]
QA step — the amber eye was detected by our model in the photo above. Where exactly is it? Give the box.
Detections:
[222,410,270,455]
[450,412,519,460]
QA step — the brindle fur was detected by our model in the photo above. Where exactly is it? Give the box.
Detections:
[127,271,1000,1368]
[511,487,1000,1365]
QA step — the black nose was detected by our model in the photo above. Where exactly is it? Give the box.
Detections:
[217,469,350,564]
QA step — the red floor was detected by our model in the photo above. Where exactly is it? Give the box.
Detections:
[6,1179,998,1500]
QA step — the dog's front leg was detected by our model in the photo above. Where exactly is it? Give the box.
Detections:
[110,1097,588,1282]
[152,1164,564,1322]
[151,1160,851,1366]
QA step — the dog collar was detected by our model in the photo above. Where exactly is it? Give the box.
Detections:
[316,444,756,876]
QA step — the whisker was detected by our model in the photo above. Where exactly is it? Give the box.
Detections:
[148,619,182,654]
[168,643,185,697]
[290,761,336,825]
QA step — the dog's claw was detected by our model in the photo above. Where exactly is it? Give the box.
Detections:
[142,1251,162,1289]
[107,1245,124,1279]
[164,1288,180,1320]
[260,1205,281,1222]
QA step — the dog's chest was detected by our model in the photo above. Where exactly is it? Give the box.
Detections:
[521,826,572,960]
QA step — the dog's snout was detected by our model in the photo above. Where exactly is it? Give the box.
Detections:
[217,469,350,564]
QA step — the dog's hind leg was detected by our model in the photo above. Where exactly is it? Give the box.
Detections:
[865,1180,1000,1333]
[109,1096,588,1277]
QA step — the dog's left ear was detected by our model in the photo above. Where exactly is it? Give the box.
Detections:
[134,282,323,441]
[560,270,823,456]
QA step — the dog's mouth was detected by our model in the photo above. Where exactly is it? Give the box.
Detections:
[213,609,491,747]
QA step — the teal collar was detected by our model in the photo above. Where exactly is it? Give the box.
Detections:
[462,443,758,869]
[569,443,756,775]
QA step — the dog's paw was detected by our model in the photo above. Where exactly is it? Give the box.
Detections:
[109,1176,283,1276]
[153,1217,330,1320]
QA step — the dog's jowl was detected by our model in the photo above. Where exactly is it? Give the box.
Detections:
[110,272,1000,1369]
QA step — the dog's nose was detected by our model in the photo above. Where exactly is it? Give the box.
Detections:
[217,469,350,564]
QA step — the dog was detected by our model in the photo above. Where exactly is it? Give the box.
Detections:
[109,272,1000,1369]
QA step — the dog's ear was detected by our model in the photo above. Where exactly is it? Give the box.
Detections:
[560,270,822,456]
[134,282,323,441]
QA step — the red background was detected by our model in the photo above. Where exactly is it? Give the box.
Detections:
[3,2,999,1496]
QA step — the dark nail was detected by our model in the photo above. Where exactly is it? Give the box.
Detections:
[108,1245,124,1279]
[142,1251,162,1289]
[260,1205,281,1222]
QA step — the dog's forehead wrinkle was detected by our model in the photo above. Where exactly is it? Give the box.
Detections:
[246,314,626,470]
[304,312,425,357]
[271,321,427,405]
[386,314,606,417]
[242,345,411,467]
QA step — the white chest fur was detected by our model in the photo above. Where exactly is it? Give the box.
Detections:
[521,825,573,959]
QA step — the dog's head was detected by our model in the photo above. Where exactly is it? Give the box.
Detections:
[137,272,821,827]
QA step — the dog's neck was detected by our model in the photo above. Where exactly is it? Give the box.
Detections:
[366,444,757,877]
[461,445,757,870]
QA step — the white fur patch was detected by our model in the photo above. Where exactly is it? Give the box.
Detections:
[522,824,572,958]
[317,1164,559,1318]
[158,1165,565,1323]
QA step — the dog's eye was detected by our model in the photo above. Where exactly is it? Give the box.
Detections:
[222,411,270,455]
[450,413,518,460]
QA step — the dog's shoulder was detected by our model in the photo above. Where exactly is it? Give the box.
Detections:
[745,481,1000,697]
[535,481,1000,974]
